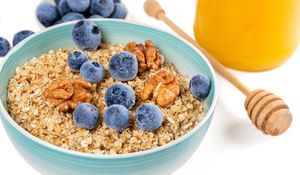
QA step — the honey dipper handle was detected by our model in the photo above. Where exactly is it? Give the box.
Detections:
[144,0,251,96]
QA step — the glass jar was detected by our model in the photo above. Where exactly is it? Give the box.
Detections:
[194,0,300,71]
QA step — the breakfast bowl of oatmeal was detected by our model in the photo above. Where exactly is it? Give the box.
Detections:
[0,19,217,175]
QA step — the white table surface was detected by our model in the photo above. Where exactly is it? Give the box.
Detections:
[1,0,299,175]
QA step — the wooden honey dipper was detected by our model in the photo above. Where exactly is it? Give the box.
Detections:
[144,0,292,136]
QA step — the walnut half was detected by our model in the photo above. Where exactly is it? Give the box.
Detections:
[125,40,164,73]
[141,70,180,107]
[43,78,93,112]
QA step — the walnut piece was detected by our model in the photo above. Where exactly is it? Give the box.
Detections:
[125,40,164,73]
[141,70,180,107]
[44,79,74,99]
[43,78,93,112]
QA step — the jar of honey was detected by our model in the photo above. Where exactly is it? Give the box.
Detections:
[194,0,300,71]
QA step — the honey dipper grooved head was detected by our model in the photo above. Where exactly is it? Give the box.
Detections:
[144,0,165,19]
[245,89,292,136]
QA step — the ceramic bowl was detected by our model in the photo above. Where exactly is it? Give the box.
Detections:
[0,20,218,175]
[35,0,130,29]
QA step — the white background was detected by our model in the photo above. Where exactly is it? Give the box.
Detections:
[0,0,299,175]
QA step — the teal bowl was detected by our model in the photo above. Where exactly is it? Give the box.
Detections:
[0,20,218,175]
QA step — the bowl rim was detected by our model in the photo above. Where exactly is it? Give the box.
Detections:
[35,0,130,29]
[0,19,218,159]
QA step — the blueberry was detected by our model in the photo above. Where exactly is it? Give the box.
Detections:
[67,0,90,13]
[72,20,102,51]
[110,3,127,19]
[109,51,138,81]
[55,0,61,5]
[73,103,100,130]
[190,74,211,99]
[61,12,85,22]
[0,37,10,57]
[37,2,59,27]
[81,10,93,18]
[90,0,115,18]
[67,50,88,72]
[12,30,34,46]
[135,103,163,131]
[89,14,104,19]
[104,84,135,109]
[54,19,64,25]
[80,60,105,83]
[104,104,130,132]
[58,0,72,16]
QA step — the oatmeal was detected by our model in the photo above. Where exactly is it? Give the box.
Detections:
[7,43,205,154]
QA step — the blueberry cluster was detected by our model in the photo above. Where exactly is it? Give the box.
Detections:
[68,53,105,130]
[103,84,133,132]
[37,0,127,27]
[68,20,166,132]
[103,101,163,132]
[69,55,105,130]
[0,30,35,57]
[103,83,163,132]
[68,21,105,83]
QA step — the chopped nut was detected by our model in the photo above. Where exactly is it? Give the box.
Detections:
[43,79,74,99]
[156,81,180,107]
[141,70,180,107]
[69,79,93,108]
[43,78,93,112]
[125,40,164,73]
[74,78,93,89]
